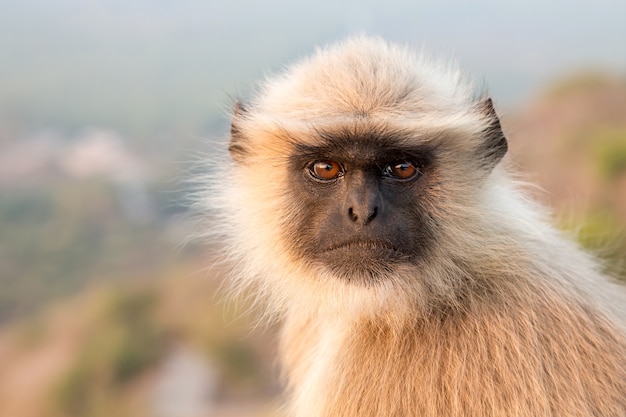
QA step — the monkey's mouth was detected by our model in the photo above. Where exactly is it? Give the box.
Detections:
[315,238,410,283]
[323,239,407,259]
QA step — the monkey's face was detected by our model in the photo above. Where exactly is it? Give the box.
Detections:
[285,131,437,284]
[225,39,507,290]
[227,103,506,289]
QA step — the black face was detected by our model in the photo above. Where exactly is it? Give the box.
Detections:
[286,132,438,285]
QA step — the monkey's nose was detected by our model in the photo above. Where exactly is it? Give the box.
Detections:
[345,172,381,226]
[348,205,378,225]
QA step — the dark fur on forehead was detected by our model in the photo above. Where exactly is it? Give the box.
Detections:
[292,128,436,165]
[315,124,418,147]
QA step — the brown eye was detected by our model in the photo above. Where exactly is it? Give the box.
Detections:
[309,161,342,181]
[385,161,419,180]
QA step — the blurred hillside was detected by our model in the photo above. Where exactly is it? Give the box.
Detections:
[0,263,280,417]
[0,128,185,322]
[0,73,625,417]
[0,129,282,415]
[507,73,626,272]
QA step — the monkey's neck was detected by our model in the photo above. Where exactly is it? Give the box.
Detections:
[279,293,626,417]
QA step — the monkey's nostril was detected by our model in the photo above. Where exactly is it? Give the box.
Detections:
[348,207,359,222]
[364,206,377,225]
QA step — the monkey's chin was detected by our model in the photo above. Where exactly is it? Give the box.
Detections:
[318,247,408,285]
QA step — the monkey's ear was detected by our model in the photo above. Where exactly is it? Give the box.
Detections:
[229,101,248,164]
[476,97,508,169]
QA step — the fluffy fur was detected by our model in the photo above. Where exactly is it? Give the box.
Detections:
[200,37,626,416]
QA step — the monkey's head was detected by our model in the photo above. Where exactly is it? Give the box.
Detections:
[219,37,511,315]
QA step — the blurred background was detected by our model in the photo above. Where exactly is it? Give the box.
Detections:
[1,1,625,416]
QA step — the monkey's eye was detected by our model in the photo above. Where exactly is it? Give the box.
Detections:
[308,161,343,181]
[384,161,419,180]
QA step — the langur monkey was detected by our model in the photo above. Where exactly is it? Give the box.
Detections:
[205,37,626,416]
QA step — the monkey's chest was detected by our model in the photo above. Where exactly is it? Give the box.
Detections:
[287,311,625,417]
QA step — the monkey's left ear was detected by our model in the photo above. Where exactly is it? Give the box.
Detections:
[476,97,508,169]
[229,101,248,164]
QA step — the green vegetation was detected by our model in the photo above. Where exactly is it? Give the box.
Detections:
[53,289,165,417]
[0,180,176,323]
[566,211,626,281]
[593,128,626,181]
[547,73,618,99]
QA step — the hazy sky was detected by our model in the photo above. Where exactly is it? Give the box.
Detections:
[1,0,625,135]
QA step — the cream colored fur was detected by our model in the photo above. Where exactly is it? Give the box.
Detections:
[200,36,626,416]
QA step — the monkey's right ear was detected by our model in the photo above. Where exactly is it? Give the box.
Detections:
[229,101,248,163]
[476,97,508,170]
